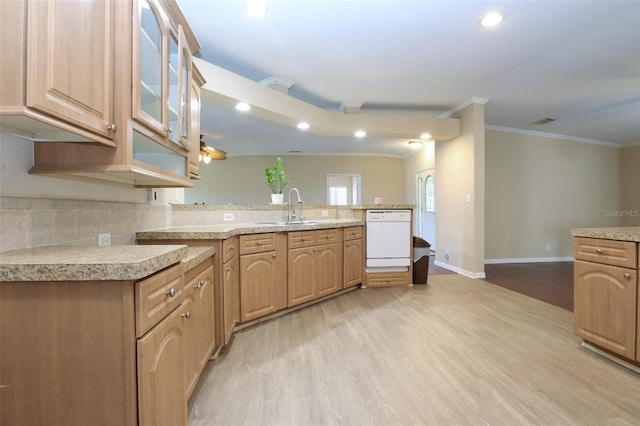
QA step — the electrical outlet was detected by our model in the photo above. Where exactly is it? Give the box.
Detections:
[98,233,111,246]
[223,213,234,222]
[545,243,551,251]
[321,210,329,217]
[444,249,450,262]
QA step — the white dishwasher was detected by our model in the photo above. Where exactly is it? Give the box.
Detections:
[366,209,412,272]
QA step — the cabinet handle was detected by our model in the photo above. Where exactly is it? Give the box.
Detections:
[624,272,631,279]
[346,242,351,246]
[226,266,231,272]
[166,288,176,297]
[596,248,603,254]
[258,241,263,246]
[195,280,204,289]
[326,235,330,239]
[301,237,306,241]
[167,127,173,134]
[107,123,117,133]
[182,311,191,319]
[230,245,235,250]
[272,253,277,258]
[182,133,188,138]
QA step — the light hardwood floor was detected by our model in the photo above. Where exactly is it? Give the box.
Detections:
[189,274,640,425]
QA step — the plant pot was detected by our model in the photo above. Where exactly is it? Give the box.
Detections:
[271,193,284,204]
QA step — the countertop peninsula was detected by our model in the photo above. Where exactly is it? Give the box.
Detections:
[0,244,190,282]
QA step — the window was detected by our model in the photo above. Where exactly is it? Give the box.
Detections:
[329,186,348,205]
[425,175,435,213]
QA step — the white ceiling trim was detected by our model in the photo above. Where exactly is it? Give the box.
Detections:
[439,97,491,119]
[485,125,622,148]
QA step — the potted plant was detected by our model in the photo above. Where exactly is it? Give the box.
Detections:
[265,157,290,204]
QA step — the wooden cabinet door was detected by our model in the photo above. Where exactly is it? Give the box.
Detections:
[180,295,198,397]
[223,255,239,343]
[288,247,316,307]
[317,242,343,297]
[137,304,187,426]
[574,260,637,359]
[193,265,215,387]
[240,251,280,322]
[344,238,363,288]
[26,0,114,138]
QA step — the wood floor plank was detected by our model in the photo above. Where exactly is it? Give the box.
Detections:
[189,274,640,425]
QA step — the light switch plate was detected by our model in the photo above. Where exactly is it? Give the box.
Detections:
[223,213,234,221]
[98,233,111,246]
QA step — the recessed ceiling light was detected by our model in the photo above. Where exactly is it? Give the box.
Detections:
[354,130,366,138]
[408,140,423,150]
[235,102,251,112]
[297,122,310,130]
[420,133,431,140]
[246,1,268,17]
[481,12,503,27]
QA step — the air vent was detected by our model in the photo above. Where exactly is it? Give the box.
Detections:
[531,118,556,125]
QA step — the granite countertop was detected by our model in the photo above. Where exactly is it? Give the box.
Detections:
[0,245,189,282]
[137,218,365,240]
[571,226,640,242]
[182,246,215,271]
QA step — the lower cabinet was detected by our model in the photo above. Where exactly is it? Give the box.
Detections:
[574,260,638,359]
[182,260,215,397]
[288,229,343,307]
[343,226,364,288]
[239,233,287,322]
[137,303,188,426]
[222,237,239,343]
[573,237,639,362]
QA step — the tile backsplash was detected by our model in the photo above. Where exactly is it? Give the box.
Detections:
[0,196,171,252]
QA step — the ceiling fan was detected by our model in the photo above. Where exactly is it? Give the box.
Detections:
[199,134,227,163]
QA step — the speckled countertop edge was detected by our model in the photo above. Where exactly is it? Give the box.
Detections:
[137,219,365,240]
[182,246,215,271]
[571,227,640,242]
[0,245,189,282]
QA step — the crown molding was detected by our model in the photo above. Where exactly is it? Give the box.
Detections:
[439,97,490,119]
[485,125,622,147]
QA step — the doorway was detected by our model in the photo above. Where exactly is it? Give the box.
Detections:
[416,169,436,250]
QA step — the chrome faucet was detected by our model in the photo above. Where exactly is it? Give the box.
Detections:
[287,187,303,222]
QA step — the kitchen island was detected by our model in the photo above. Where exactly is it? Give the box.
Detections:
[571,226,640,371]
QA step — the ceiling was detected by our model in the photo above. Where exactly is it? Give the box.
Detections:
[178,0,640,157]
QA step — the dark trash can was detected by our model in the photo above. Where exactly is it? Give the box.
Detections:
[413,236,431,284]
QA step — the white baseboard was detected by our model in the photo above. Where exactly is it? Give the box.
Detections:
[484,257,574,264]
[434,260,486,279]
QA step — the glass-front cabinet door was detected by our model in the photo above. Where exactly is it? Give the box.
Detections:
[133,0,191,152]
[134,0,166,132]
[178,26,192,150]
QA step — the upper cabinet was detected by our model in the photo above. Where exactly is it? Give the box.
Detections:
[0,0,116,146]
[133,0,191,151]
[23,0,204,188]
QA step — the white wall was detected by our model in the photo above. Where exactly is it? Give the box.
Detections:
[0,133,147,202]
[186,155,405,205]
[620,144,640,227]
[434,103,485,278]
[485,130,622,261]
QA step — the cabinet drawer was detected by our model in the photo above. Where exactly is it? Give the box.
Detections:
[135,263,184,338]
[574,237,637,269]
[366,272,408,287]
[222,237,238,263]
[239,233,276,255]
[316,228,340,245]
[343,226,363,241]
[288,230,316,249]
